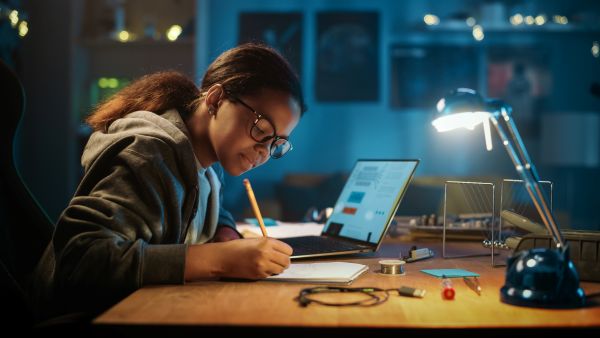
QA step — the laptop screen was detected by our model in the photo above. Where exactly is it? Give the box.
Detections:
[322,159,419,244]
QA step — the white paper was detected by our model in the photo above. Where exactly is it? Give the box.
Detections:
[266,262,368,284]
[237,222,324,239]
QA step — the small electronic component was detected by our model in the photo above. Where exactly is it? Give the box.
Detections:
[402,246,435,262]
[441,276,455,300]
[379,259,406,275]
[463,277,482,296]
[398,286,426,298]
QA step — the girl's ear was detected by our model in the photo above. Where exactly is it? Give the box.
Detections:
[205,84,224,108]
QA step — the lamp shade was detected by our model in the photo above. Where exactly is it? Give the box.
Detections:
[435,88,486,115]
[432,88,494,150]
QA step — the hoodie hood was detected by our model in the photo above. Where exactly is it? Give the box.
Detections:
[81,109,198,187]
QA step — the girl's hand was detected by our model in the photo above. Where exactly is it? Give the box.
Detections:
[217,238,293,279]
[185,238,293,281]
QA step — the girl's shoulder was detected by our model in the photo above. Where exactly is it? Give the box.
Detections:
[82,109,197,179]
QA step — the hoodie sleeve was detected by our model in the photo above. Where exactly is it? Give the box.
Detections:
[52,136,189,312]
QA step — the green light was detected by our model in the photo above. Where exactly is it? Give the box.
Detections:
[107,78,119,88]
[98,77,109,88]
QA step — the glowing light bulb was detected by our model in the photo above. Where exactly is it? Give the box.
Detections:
[9,10,19,27]
[535,15,546,26]
[510,14,523,25]
[525,16,535,25]
[18,20,28,37]
[166,25,183,41]
[107,78,119,88]
[423,14,439,26]
[98,78,109,88]
[118,30,130,42]
[472,25,484,41]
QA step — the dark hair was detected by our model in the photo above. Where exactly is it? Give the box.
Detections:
[196,43,306,113]
[87,43,306,131]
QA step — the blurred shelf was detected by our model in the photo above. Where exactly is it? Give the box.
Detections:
[76,37,195,79]
[424,22,600,33]
[390,23,600,45]
[80,37,195,48]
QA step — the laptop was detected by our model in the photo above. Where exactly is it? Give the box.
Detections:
[281,159,419,259]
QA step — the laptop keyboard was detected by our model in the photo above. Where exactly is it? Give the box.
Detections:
[281,236,368,256]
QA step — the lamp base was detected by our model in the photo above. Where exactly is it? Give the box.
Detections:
[500,247,585,308]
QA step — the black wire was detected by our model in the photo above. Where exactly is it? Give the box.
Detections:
[296,287,401,307]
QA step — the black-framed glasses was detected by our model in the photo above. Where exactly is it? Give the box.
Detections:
[225,91,293,159]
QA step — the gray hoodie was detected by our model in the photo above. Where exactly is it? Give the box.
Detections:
[34,109,236,318]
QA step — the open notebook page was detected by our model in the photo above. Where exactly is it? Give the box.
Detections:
[265,262,368,284]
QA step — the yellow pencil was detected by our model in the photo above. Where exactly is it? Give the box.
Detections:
[243,178,268,237]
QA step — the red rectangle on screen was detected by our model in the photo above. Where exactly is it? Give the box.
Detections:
[342,207,357,215]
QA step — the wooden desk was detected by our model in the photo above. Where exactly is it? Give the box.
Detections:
[94,240,600,334]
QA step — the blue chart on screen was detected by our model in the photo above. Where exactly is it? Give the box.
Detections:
[347,191,365,204]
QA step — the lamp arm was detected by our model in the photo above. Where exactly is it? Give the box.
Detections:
[489,109,565,249]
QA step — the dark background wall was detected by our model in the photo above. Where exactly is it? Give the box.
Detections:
[3,0,600,229]
[15,0,74,221]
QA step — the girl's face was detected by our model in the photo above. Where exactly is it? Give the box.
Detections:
[208,88,301,176]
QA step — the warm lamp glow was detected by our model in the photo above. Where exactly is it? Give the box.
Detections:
[433,88,585,309]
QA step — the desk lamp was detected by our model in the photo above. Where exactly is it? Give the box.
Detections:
[432,88,585,308]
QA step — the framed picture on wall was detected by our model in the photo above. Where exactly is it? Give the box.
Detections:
[316,11,379,102]
[390,44,479,110]
[238,12,303,77]
[486,46,551,139]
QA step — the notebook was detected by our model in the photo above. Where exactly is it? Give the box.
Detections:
[266,262,368,284]
[280,159,419,259]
